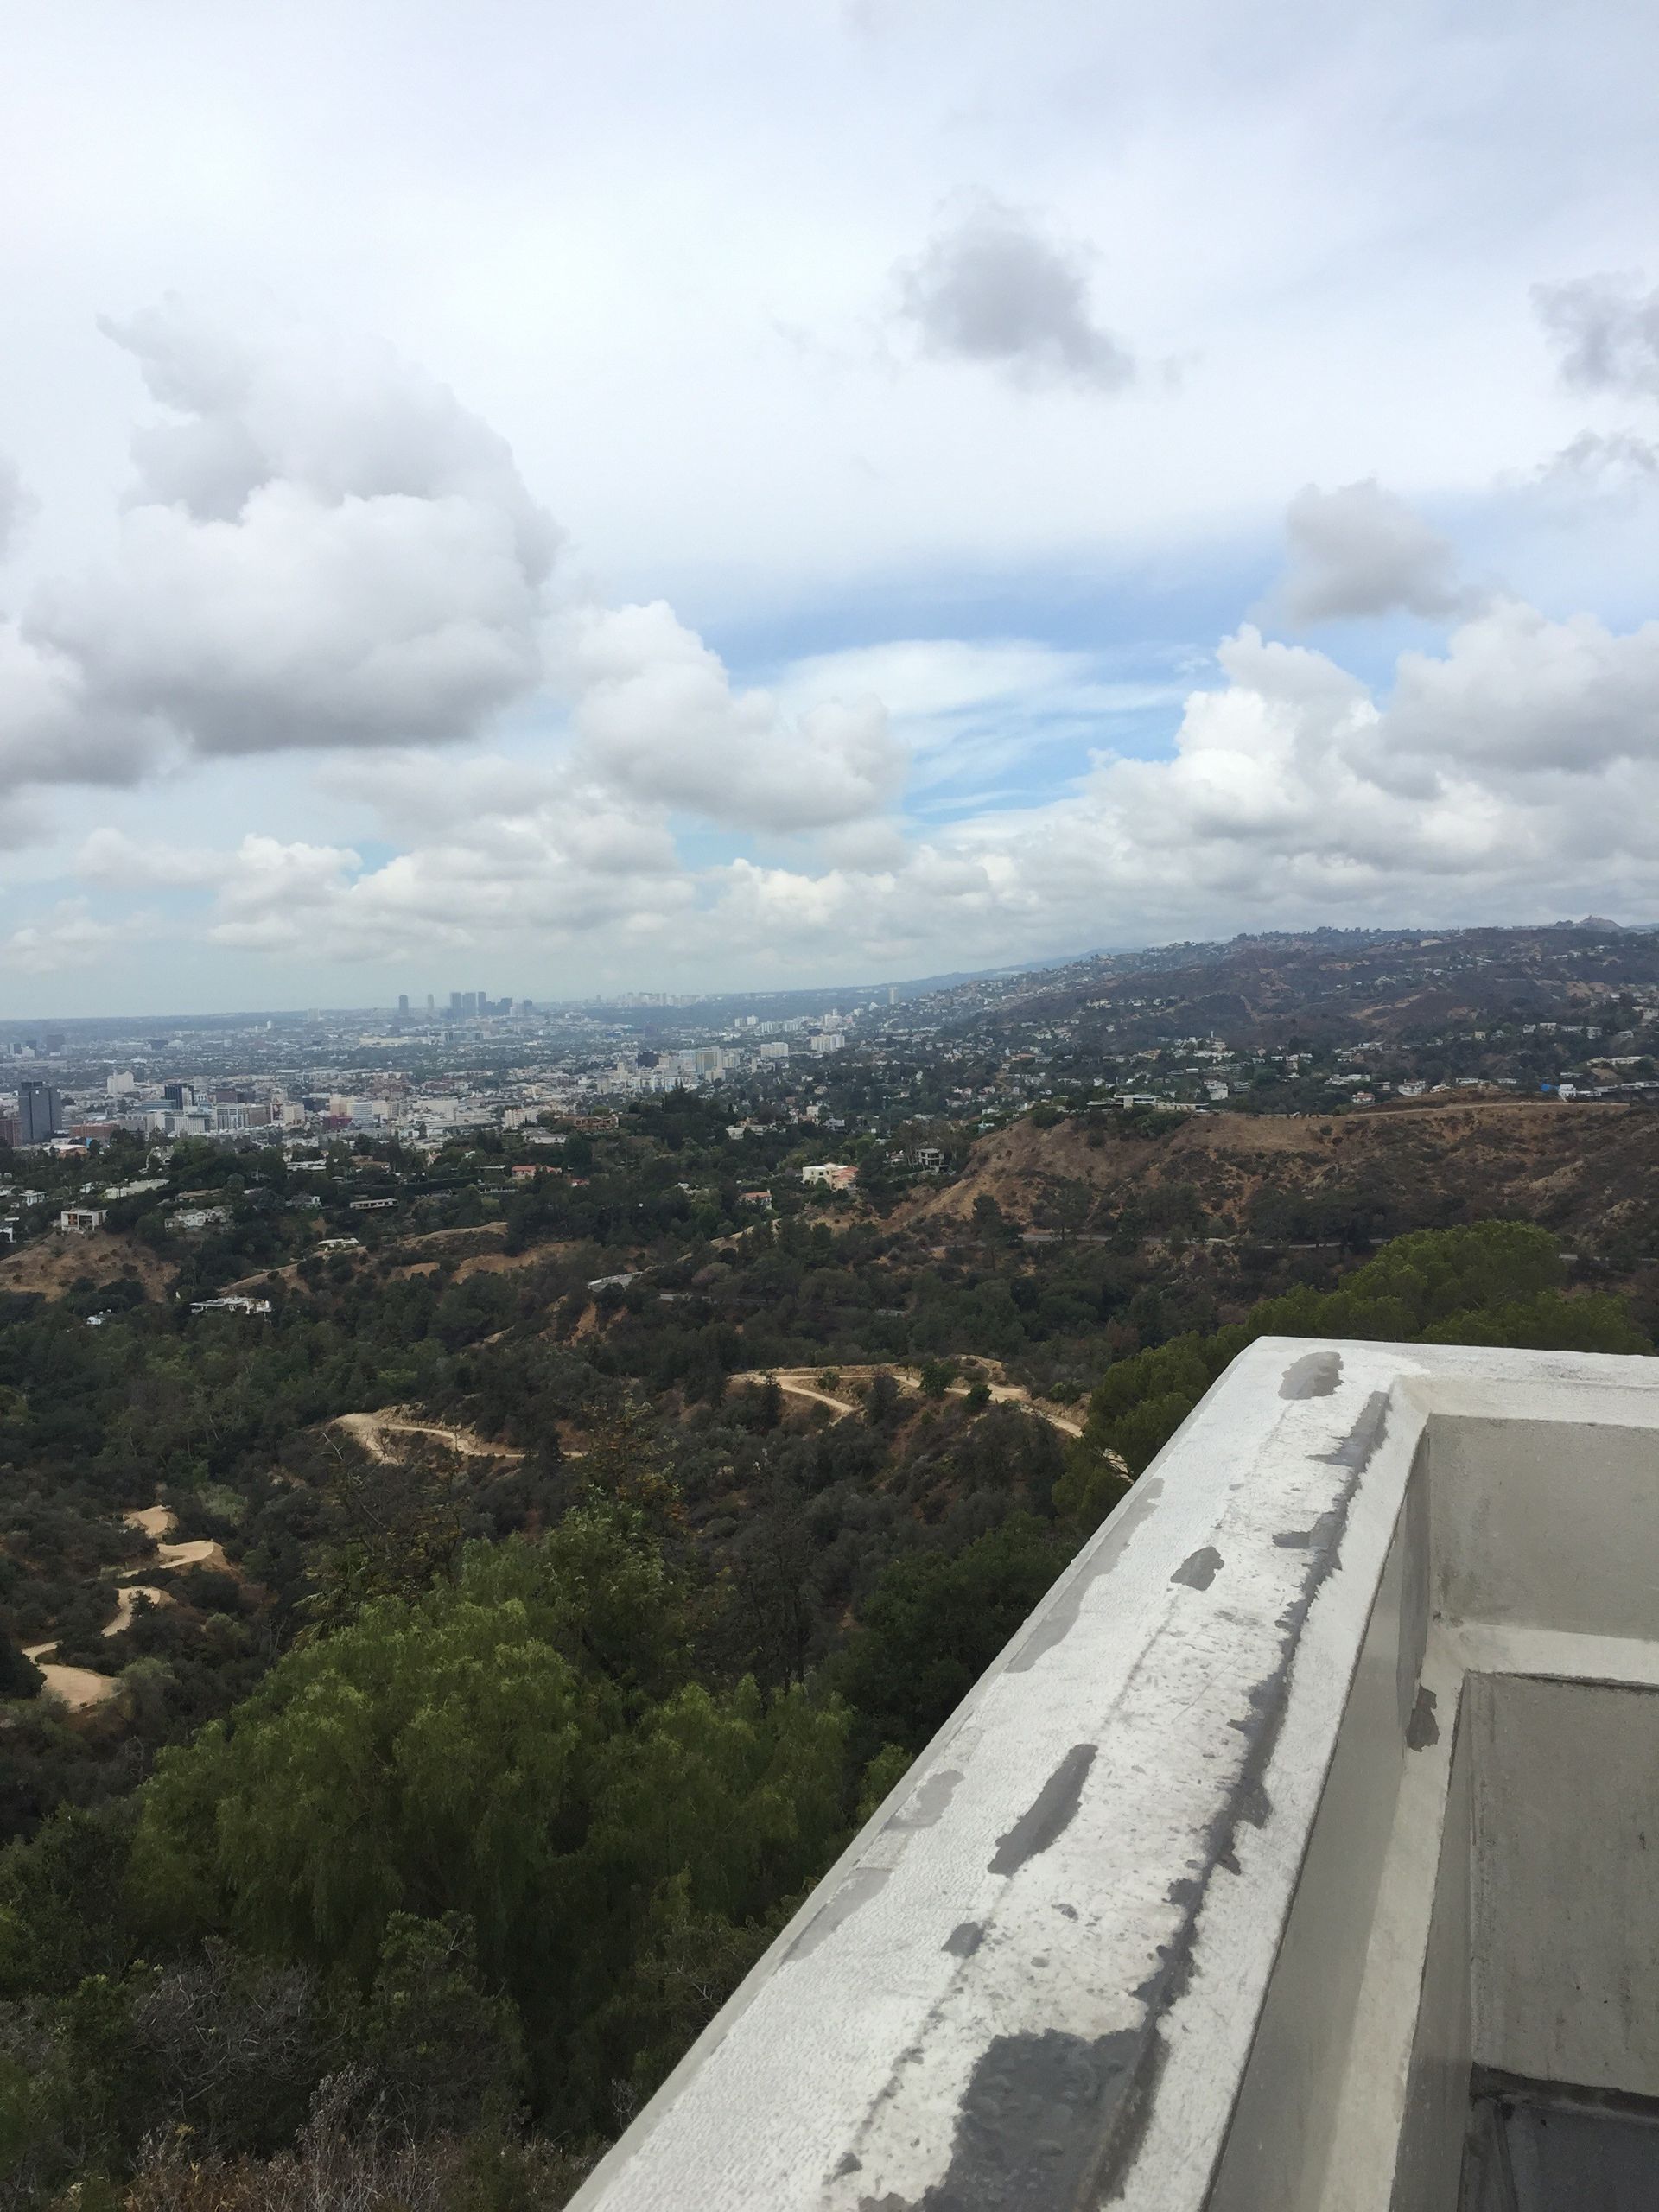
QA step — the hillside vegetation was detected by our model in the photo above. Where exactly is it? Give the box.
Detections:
[0,1084,1654,2212]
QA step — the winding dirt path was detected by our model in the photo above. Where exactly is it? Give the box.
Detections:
[729,1363,1086,1439]
[103,1585,174,1635]
[22,1640,122,1710]
[333,1409,524,1464]
[119,1508,229,1573]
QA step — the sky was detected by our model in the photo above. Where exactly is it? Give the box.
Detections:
[2,0,1658,1014]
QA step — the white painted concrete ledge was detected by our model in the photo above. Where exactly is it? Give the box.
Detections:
[568,1340,1659,2212]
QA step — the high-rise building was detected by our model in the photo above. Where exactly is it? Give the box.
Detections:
[397,994,410,1018]
[17,1080,63,1145]
[163,1082,195,1110]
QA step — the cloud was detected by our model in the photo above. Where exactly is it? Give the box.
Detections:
[1,307,906,844]
[563,600,906,830]
[1535,273,1659,404]
[699,607,1659,969]
[895,201,1134,392]
[0,459,37,566]
[77,826,236,888]
[19,303,559,780]
[1540,428,1659,487]
[72,766,695,966]
[1382,599,1659,776]
[1274,480,1467,625]
[0,899,129,976]
[60,593,1659,983]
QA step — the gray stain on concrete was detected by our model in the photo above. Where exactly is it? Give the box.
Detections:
[1280,1350,1343,1399]
[1172,1545,1224,1591]
[785,1866,891,1961]
[875,2028,1144,2211]
[1008,1479,1164,1672]
[944,1922,984,1957]
[1408,1685,1440,1749]
[888,1768,963,1830]
[989,1745,1097,1876]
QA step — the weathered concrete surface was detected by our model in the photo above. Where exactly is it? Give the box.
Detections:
[567,1344,1659,2212]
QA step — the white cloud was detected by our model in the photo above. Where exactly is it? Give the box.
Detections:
[895,200,1135,392]
[0,898,129,976]
[3,308,914,852]
[61,591,1659,988]
[563,600,906,830]
[1382,600,1659,776]
[25,305,556,767]
[41,480,548,757]
[72,770,694,968]
[77,826,235,887]
[1274,480,1467,625]
[688,607,1659,970]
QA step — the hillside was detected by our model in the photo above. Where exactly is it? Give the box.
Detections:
[0,1229,175,1301]
[906,1097,1659,1246]
[946,923,1659,1052]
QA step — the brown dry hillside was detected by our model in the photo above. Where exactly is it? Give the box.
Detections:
[906,1100,1658,1243]
[0,1230,175,1300]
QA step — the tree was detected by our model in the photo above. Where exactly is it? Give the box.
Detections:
[0,1636,43,1702]
[835,1516,1067,1757]
[1071,1222,1651,1510]
[358,1911,524,2138]
[127,1517,849,2130]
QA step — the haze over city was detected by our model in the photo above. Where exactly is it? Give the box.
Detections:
[3,0,1658,1015]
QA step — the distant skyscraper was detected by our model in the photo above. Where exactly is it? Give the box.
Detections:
[17,1080,62,1145]
[426,994,435,1014]
[397,994,410,1018]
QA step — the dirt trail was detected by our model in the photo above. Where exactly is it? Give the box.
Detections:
[731,1371,861,1416]
[103,1585,174,1635]
[334,1409,524,1464]
[119,1505,229,1572]
[729,1363,1085,1440]
[22,1640,121,1710]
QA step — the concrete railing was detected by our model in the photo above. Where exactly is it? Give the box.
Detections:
[569,1340,1659,2212]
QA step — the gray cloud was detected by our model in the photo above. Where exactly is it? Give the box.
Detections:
[0,459,38,566]
[25,304,560,766]
[1535,273,1659,403]
[896,201,1134,392]
[1274,480,1467,625]
[1541,428,1659,486]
